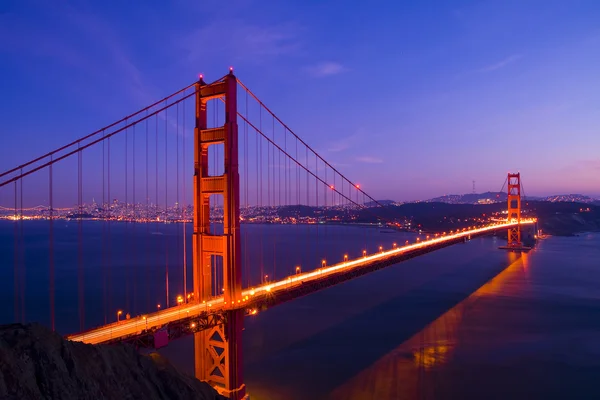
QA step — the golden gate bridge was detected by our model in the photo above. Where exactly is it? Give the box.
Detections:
[0,69,535,399]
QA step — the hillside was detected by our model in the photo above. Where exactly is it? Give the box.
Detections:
[0,323,225,400]
[347,201,600,236]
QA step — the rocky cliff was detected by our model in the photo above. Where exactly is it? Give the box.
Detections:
[0,323,226,400]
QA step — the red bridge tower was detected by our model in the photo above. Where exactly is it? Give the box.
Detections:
[507,172,522,248]
[193,70,246,399]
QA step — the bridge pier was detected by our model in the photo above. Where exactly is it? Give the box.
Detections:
[194,309,246,399]
[193,71,246,399]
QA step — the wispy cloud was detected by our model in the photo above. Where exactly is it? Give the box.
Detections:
[356,156,383,164]
[181,20,302,64]
[306,61,346,77]
[478,54,522,72]
[331,162,350,168]
[326,133,359,152]
[328,142,351,152]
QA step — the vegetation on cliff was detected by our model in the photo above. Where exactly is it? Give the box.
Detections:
[0,323,225,400]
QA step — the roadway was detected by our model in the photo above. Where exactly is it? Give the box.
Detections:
[66,219,535,345]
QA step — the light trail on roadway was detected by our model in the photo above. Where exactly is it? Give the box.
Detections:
[67,219,535,345]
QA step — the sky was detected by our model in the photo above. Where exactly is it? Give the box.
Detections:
[1,0,600,203]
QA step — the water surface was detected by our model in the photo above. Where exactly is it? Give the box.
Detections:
[1,221,599,399]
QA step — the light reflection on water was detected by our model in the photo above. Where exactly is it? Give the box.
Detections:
[329,252,528,400]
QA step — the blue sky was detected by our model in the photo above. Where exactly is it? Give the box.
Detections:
[1,0,599,202]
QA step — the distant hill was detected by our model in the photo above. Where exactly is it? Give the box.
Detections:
[246,199,600,236]
[426,192,506,204]
[371,200,600,236]
[543,194,596,203]
[364,200,396,207]
[425,192,595,205]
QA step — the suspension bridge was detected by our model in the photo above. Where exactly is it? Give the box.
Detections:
[0,69,535,399]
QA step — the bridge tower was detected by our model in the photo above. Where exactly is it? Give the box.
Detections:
[507,172,522,248]
[193,70,246,399]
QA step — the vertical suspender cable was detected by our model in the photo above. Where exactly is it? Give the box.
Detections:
[182,93,187,300]
[244,89,249,288]
[277,118,280,207]
[49,158,55,331]
[102,131,107,324]
[145,114,150,312]
[284,125,287,206]
[315,154,319,264]
[125,122,129,312]
[267,109,270,213]
[274,116,278,280]
[77,145,84,331]
[259,108,263,284]
[164,103,169,307]
[266,111,271,279]
[324,163,327,208]
[107,136,112,318]
[295,135,300,269]
[19,169,24,322]
[176,102,180,301]
[13,182,18,321]
[13,181,19,322]
[133,124,137,313]
[305,146,309,270]
[255,125,259,287]
[155,113,159,307]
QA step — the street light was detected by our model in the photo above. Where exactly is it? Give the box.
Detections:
[264,274,269,283]
[393,243,397,248]
[177,295,183,305]
[379,246,383,252]
[142,315,148,330]
[296,266,301,274]
[157,304,161,310]
[322,259,326,268]
[363,250,366,258]
[117,310,122,322]
[344,254,348,262]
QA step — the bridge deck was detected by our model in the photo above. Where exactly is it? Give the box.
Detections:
[67,220,534,345]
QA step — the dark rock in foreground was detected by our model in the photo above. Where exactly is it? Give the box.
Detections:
[0,323,226,400]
